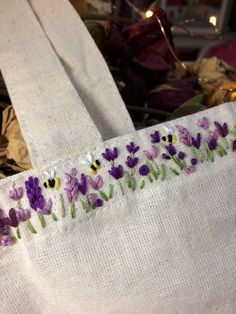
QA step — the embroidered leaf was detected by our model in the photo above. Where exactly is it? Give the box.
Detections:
[190,146,198,159]
[38,213,46,228]
[99,190,109,201]
[140,180,145,189]
[218,143,227,155]
[230,125,236,137]
[25,220,37,234]
[221,138,229,150]
[60,194,66,217]
[196,148,204,163]
[170,168,179,176]
[148,175,153,183]
[124,171,132,188]
[118,181,124,195]
[16,227,21,239]
[172,156,184,170]
[82,198,91,213]
[160,164,166,181]
[108,184,114,199]
[146,162,159,180]
[69,203,76,219]
[131,176,136,191]
[204,141,213,161]
[51,213,58,222]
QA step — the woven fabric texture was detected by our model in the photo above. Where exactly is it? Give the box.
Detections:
[0,103,236,313]
[28,0,135,140]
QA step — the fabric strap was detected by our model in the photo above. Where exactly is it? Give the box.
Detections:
[28,0,135,140]
[0,0,103,168]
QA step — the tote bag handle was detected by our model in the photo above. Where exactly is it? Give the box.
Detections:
[28,0,135,140]
[0,0,103,169]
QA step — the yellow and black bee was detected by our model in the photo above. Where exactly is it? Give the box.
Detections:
[80,153,101,175]
[162,126,177,144]
[43,170,60,189]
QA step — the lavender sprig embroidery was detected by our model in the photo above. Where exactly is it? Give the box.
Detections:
[214,121,229,150]
[150,131,160,143]
[108,165,124,195]
[126,142,140,154]
[102,147,118,162]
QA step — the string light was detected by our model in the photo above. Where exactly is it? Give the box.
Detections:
[145,10,154,18]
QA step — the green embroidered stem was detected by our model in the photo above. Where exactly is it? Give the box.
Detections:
[118,181,124,195]
[147,162,159,180]
[160,164,166,181]
[25,220,37,234]
[222,137,229,150]
[82,198,91,213]
[17,200,22,209]
[170,168,179,176]
[140,180,145,189]
[216,145,224,157]
[218,142,227,155]
[60,194,66,217]
[108,184,114,199]
[51,212,58,222]
[148,175,153,183]
[38,213,46,228]
[131,176,136,191]
[130,167,135,176]
[204,141,211,161]
[197,149,204,163]
[16,227,21,239]
[190,146,198,159]
[99,190,109,201]
[172,156,183,170]
[69,203,76,219]
[124,171,132,189]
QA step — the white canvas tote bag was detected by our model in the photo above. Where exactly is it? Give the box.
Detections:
[0,1,236,314]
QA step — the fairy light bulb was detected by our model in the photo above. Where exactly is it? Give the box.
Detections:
[145,10,153,18]
[209,16,217,27]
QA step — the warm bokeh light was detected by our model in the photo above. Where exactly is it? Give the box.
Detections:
[209,16,217,27]
[145,10,153,18]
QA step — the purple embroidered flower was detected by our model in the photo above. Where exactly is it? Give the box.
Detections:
[178,151,186,160]
[185,165,196,174]
[214,122,229,138]
[87,175,103,190]
[150,131,160,143]
[87,193,103,208]
[162,153,171,160]
[7,208,19,227]
[37,199,52,215]
[143,146,158,160]
[108,165,124,180]
[165,144,176,156]
[102,147,118,161]
[8,187,23,201]
[0,210,10,235]
[16,208,31,222]
[232,139,236,151]
[192,133,201,149]
[176,125,192,146]
[126,142,140,154]
[206,130,219,142]
[197,117,209,130]
[139,165,150,176]
[208,138,217,151]
[25,177,45,211]
[0,235,13,246]
[191,158,198,166]
[78,174,87,195]
[126,156,139,168]
[65,168,79,202]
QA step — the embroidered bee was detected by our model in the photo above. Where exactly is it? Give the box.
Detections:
[43,170,60,189]
[162,126,177,144]
[80,153,101,175]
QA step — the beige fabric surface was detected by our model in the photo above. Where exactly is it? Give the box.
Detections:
[0,102,236,313]
[0,0,102,169]
[28,0,135,140]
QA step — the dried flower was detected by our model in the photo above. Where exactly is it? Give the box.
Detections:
[214,122,229,138]
[126,156,139,168]
[126,142,140,154]
[165,144,176,156]
[197,117,209,130]
[178,151,186,160]
[102,148,118,161]
[108,165,124,180]
[139,165,150,176]
[150,131,160,143]
[176,125,192,146]
[192,133,201,149]
[8,187,23,201]
[143,146,158,160]
[87,175,103,190]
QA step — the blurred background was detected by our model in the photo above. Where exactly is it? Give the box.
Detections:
[0,0,236,177]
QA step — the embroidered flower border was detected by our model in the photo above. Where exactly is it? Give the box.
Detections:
[1,117,236,246]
